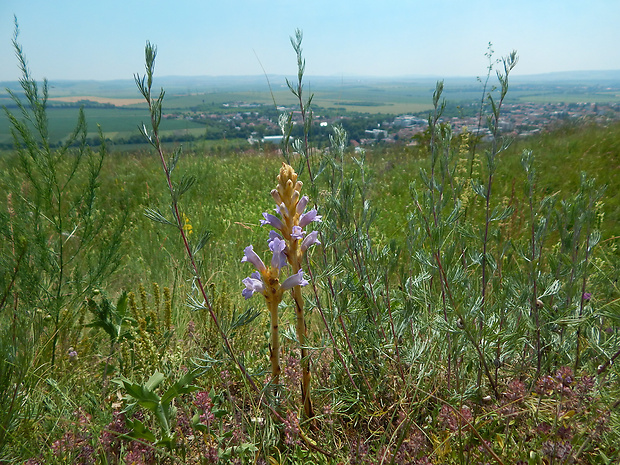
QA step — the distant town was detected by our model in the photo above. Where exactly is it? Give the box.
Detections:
[162,100,620,147]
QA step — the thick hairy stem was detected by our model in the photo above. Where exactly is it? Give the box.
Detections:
[268,298,281,384]
[291,282,313,418]
[290,243,313,418]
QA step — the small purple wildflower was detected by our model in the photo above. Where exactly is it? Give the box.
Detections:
[542,440,573,462]
[504,379,526,402]
[194,391,215,426]
[242,271,265,300]
[299,208,322,228]
[301,230,321,252]
[284,355,302,393]
[296,195,309,214]
[275,202,290,217]
[260,212,284,230]
[241,245,266,272]
[535,375,556,396]
[556,366,574,388]
[291,225,305,240]
[281,269,309,291]
[100,411,127,460]
[269,236,288,270]
[186,320,196,340]
[283,411,300,446]
[175,409,192,436]
[582,292,592,302]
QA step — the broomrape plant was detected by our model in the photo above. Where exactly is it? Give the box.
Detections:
[242,162,321,418]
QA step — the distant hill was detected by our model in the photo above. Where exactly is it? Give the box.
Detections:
[2,70,620,97]
[511,70,620,83]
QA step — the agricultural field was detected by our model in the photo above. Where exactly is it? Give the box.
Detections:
[2,71,620,147]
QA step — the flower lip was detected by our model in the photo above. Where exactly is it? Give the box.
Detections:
[291,225,305,240]
[268,230,283,242]
[242,245,266,272]
[261,212,284,231]
[299,208,322,228]
[301,230,321,252]
[242,271,265,299]
[269,236,288,270]
[281,269,309,290]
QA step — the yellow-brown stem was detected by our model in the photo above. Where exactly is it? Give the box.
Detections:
[268,298,281,384]
[292,284,313,418]
[290,242,314,418]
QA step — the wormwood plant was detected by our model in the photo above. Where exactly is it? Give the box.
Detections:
[134,42,296,436]
[0,22,124,457]
[3,21,124,367]
[134,41,241,371]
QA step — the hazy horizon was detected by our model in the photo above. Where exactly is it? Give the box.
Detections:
[3,70,620,88]
[1,0,619,82]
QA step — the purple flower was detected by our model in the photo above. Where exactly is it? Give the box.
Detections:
[582,292,592,302]
[268,229,282,243]
[281,269,309,290]
[291,225,305,240]
[299,208,321,228]
[276,203,290,217]
[261,212,284,230]
[242,272,265,299]
[301,230,321,251]
[296,195,309,214]
[241,245,266,272]
[269,236,288,269]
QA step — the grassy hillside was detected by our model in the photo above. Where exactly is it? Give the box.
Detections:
[1,45,619,462]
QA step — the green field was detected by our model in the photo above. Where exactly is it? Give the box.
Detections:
[3,73,620,146]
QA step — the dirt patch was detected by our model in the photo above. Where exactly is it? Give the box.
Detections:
[48,96,145,106]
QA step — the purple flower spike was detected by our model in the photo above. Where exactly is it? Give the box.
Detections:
[242,271,265,299]
[291,225,305,240]
[299,208,322,228]
[242,245,266,272]
[270,236,288,270]
[296,195,309,214]
[301,230,321,252]
[582,292,592,302]
[281,269,309,290]
[268,230,282,242]
[261,212,284,230]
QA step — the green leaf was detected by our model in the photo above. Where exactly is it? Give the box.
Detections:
[160,368,203,405]
[144,208,175,226]
[490,205,514,222]
[471,180,487,198]
[115,291,128,320]
[146,371,166,391]
[126,418,157,443]
[175,174,196,198]
[193,230,212,254]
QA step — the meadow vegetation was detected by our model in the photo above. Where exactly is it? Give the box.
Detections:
[1,27,619,464]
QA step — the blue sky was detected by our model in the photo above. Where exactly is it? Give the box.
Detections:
[1,0,619,82]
